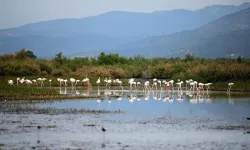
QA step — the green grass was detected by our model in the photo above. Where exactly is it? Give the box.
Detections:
[211,80,250,92]
[1,75,250,101]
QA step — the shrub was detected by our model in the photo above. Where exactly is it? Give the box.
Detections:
[39,62,52,74]
[52,69,65,76]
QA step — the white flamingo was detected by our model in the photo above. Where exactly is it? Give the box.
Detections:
[169,80,174,90]
[57,78,63,87]
[227,83,234,94]
[106,77,112,89]
[152,78,158,90]
[75,80,80,86]
[176,81,183,91]
[128,78,135,90]
[136,82,141,89]
[70,78,76,89]
[157,80,162,90]
[63,79,68,87]
[25,79,33,86]
[96,77,100,88]
[32,79,38,86]
[19,77,25,84]
[49,79,52,88]
[16,78,20,86]
[198,83,205,92]
[8,80,14,85]
[116,79,123,91]
[204,83,212,92]
[144,81,151,92]
[41,78,47,87]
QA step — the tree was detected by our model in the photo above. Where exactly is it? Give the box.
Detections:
[184,52,195,62]
[236,56,244,63]
[53,52,67,68]
[15,49,37,59]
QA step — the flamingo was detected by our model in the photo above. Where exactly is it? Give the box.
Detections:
[63,79,68,87]
[37,78,42,87]
[189,82,195,93]
[49,79,52,88]
[144,81,151,92]
[176,81,183,91]
[16,78,20,86]
[112,79,117,87]
[41,78,47,87]
[185,80,191,90]
[57,78,63,87]
[8,80,14,85]
[106,77,112,89]
[204,83,212,92]
[162,80,167,88]
[32,79,38,86]
[193,81,198,91]
[75,80,80,86]
[164,81,170,91]
[153,82,158,91]
[82,75,92,87]
[116,79,123,91]
[227,83,234,94]
[37,78,46,87]
[132,81,137,89]
[157,80,162,90]
[152,78,157,86]
[152,78,158,90]
[25,79,33,86]
[136,82,141,89]
[70,78,76,89]
[198,83,205,92]
[128,78,135,90]
[19,77,25,84]
[169,80,174,90]
[96,77,100,88]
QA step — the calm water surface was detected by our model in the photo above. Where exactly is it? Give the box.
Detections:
[37,88,250,119]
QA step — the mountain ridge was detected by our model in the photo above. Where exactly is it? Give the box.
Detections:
[0,2,250,57]
[116,7,250,58]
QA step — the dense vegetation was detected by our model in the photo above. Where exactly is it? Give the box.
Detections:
[1,49,250,84]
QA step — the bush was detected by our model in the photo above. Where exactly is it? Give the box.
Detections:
[151,66,166,78]
[15,49,37,59]
[39,62,52,74]
[52,69,65,76]
[109,68,126,78]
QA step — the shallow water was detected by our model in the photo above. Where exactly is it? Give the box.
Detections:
[1,88,250,149]
[38,89,250,119]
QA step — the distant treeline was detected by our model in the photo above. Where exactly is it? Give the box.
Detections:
[0,49,250,82]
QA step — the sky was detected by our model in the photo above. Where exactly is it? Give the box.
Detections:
[0,0,249,29]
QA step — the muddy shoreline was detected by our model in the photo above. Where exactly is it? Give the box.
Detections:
[1,112,250,149]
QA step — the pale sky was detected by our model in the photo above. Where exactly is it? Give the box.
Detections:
[0,0,249,29]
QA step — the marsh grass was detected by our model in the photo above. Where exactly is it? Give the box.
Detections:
[0,83,103,101]
[211,80,250,92]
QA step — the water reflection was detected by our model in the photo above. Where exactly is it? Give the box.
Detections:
[56,87,250,106]
[228,93,234,105]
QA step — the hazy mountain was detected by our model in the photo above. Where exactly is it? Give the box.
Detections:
[117,7,250,58]
[0,2,249,57]
[0,34,131,57]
